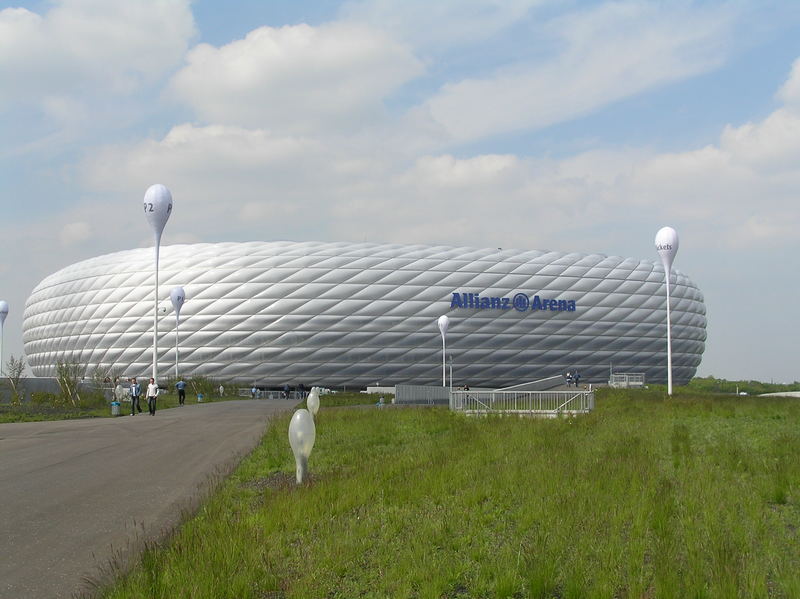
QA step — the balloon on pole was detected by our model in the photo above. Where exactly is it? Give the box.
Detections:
[655,226,679,396]
[288,409,316,484]
[437,315,450,387]
[170,286,185,378]
[143,184,173,382]
[0,301,8,376]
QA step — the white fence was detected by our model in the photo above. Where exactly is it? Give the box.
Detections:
[450,390,594,416]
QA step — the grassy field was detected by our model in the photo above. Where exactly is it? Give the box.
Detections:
[99,388,800,598]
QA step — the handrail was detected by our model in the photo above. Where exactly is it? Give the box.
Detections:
[451,390,593,416]
[555,393,581,412]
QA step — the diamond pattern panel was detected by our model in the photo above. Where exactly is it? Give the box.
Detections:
[22,241,707,386]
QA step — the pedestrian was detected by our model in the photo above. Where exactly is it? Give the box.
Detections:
[175,378,186,405]
[130,377,142,415]
[147,377,159,416]
[283,383,290,399]
[566,371,573,387]
[219,384,224,397]
[251,386,257,399]
[574,372,581,388]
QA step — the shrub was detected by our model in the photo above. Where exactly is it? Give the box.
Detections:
[31,391,60,407]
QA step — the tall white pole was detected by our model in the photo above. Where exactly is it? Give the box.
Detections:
[144,184,173,382]
[666,274,673,395]
[448,356,453,391]
[170,287,185,379]
[0,301,7,376]
[442,336,446,386]
[153,240,160,381]
[437,315,450,388]
[655,226,679,396]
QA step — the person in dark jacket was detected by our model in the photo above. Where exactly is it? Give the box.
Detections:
[130,378,142,415]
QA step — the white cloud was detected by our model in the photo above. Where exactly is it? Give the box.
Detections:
[777,57,800,106]
[59,221,91,246]
[421,2,734,143]
[0,0,195,108]
[81,59,800,253]
[169,22,423,133]
[340,0,541,52]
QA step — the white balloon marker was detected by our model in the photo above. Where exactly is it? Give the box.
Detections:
[0,301,8,376]
[143,184,173,382]
[307,386,320,418]
[655,226,679,396]
[288,409,316,484]
[437,315,450,387]
[170,286,185,378]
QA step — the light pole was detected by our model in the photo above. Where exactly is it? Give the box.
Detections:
[170,286,185,379]
[437,315,449,387]
[143,184,173,382]
[448,354,453,392]
[0,301,8,375]
[655,226,679,396]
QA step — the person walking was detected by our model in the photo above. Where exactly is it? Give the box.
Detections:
[175,378,186,405]
[147,377,159,416]
[129,377,142,415]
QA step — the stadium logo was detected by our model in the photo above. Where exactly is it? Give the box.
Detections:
[450,292,576,312]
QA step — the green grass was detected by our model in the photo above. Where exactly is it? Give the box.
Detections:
[313,391,391,408]
[0,392,241,423]
[102,388,800,598]
[0,403,110,422]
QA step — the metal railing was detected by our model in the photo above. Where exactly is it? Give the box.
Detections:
[395,384,451,405]
[493,375,565,392]
[237,388,304,400]
[609,373,646,388]
[450,390,594,416]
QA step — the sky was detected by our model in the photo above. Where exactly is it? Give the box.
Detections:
[1,0,799,383]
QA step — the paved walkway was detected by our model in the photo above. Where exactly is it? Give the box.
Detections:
[0,399,290,599]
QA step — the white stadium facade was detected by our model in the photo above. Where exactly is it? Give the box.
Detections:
[22,241,707,387]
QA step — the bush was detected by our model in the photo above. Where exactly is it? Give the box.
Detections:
[80,391,108,408]
[187,376,226,398]
[31,391,60,407]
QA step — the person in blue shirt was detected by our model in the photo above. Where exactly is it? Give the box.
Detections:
[176,379,187,405]
[129,377,142,415]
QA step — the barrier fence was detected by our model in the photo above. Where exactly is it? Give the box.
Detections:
[450,390,594,416]
[609,373,646,388]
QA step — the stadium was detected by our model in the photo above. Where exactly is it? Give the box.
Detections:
[22,241,707,386]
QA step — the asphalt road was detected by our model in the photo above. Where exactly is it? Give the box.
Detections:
[0,399,291,599]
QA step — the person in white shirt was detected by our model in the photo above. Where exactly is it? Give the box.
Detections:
[147,377,159,416]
